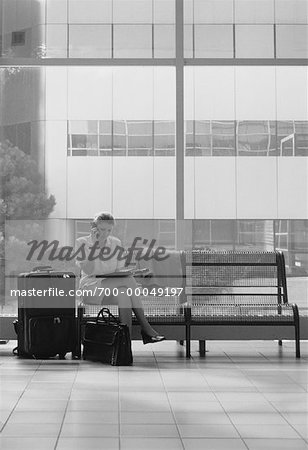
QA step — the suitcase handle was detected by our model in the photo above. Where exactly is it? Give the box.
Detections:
[96,308,120,325]
[32,266,53,272]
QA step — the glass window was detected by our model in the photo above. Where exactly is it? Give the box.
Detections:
[194,0,234,24]
[154,25,175,58]
[195,120,211,155]
[237,121,277,156]
[68,120,99,156]
[113,25,152,58]
[294,121,308,156]
[113,120,127,156]
[184,24,193,58]
[277,121,295,156]
[194,25,233,58]
[212,121,235,156]
[113,0,152,23]
[68,0,112,24]
[69,25,111,58]
[277,121,308,156]
[99,120,112,155]
[1,122,31,154]
[45,24,67,58]
[154,120,175,156]
[127,120,153,156]
[238,220,273,250]
[185,120,235,156]
[192,220,235,249]
[235,25,274,58]
[234,0,274,24]
[276,25,308,58]
[154,0,175,24]
[185,120,194,155]
[47,0,68,24]
[275,0,308,24]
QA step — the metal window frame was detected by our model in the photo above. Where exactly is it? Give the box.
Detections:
[1,0,308,248]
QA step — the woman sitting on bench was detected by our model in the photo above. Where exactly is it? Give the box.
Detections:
[75,212,165,344]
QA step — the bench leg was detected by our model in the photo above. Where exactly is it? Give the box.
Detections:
[185,325,191,358]
[199,340,206,356]
[75,306,83,359]
[295,321,301,359]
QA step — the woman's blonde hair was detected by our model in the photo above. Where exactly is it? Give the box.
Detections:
[90,212,115,229]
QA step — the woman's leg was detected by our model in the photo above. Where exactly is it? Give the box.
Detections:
[100,276,160,337]
[118,276,160,337]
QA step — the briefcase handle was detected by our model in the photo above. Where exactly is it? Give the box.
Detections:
[96,307,120,325]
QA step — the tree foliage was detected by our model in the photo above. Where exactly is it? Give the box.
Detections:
[0,141,56,304]
[0,141,55,221]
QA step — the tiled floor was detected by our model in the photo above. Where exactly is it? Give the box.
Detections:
[0,340,307,450]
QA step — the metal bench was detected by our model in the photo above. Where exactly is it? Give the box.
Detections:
[76,250,300,359]
[184,250,300,358]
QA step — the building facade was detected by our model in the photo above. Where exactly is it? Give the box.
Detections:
[0,0,308,274]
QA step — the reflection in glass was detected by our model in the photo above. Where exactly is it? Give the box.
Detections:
[0,122,31,154]
[277,121,308,156]
[194,25,233,58]
[238,220,274,251]
[192,220,235,250]
[185,121,235,156]
[69,25,111,58]
[235,25,274,58]
[276,25,308,58]
[237,121,277,156]
[234,0,274,24]
[113,25,152,58]
[274,220,308,275]
[154,120,175,156]
[154,25,175,58]
[99,120,112,155]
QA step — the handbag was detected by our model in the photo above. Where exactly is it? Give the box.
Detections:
[82,308,133,366]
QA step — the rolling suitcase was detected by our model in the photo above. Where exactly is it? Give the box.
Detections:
[14,266,78,359]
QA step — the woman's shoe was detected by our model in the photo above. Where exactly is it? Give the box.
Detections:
[141,331,166,345]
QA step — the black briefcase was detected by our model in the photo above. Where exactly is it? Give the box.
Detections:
[82,308,133,366]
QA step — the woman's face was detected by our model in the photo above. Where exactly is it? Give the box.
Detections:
[93,221,113,244]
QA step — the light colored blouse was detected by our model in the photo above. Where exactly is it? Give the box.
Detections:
[75,234,125,288]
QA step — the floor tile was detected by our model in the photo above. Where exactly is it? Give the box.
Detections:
[244,439,308,450]
[167,392,216,402]
[282,413,308,425]
[170,401,225,413]
[174,412,232,425]
[221,401,276,413]
[227,412,288,425]
[56,437,119,449]
[120,411,175,424]
[178,424,239,438]
[234,423,301,439]
[120,424,179,437]
[0,437,57,450]
[292,424,308,439]
[63,410,118,424]
[120,393,170,412]
[60,423,119,437]
[182,438,247,450]
[120,437,183,449]
[7,411,65,424]
[67,400,118,411]
[1,423,61,437]
[13,399,68,412]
